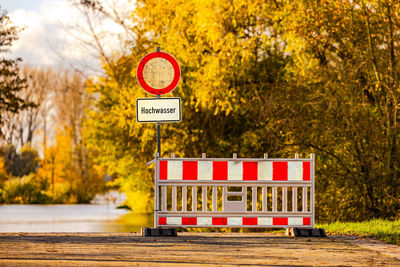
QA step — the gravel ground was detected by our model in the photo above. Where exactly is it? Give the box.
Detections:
[0,232,399,266]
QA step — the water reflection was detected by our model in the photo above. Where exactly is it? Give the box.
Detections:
[0,205,153,233]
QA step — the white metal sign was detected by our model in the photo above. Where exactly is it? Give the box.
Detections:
[136,97,181,123]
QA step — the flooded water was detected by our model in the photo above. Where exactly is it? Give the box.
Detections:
[0,205,153,233]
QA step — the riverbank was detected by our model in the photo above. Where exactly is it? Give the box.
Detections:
[0,204,152,233]
[0,232,399,266]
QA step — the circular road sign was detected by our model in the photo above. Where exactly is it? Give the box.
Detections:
[137,51,181,95]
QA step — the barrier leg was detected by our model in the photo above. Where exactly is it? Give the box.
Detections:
[286,228,326,237]
[141,227,177,237]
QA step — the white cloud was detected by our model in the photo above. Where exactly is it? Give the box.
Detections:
[6,0,135,76]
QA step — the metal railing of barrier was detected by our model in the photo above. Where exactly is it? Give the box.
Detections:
[152,153,315,229]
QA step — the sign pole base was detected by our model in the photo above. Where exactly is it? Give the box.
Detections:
[141,227,177,237]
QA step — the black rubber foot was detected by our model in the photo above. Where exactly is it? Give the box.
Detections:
[286,228,326,237]
[141,227,177,237]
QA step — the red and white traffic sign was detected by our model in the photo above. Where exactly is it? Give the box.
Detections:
[137,51,180,95]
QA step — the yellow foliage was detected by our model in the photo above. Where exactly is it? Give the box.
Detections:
[85,0,400,221]
[38,129,72,189]
[124,190,152,215]
[0,158,9,182]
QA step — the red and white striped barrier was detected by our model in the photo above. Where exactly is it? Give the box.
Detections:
[153,154,315,229]
[159,216,311,227]
[159,160,310,181]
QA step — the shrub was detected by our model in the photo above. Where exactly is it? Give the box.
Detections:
[0,174,50,204]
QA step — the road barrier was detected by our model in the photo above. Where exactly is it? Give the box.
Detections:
[150,153,315,230]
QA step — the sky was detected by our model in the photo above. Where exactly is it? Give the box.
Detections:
[0,0,134,75]
[0,0,41,12]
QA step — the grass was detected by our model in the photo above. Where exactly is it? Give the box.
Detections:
[317,219,400,245]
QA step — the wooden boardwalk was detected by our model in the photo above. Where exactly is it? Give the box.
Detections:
[0,232,399,266]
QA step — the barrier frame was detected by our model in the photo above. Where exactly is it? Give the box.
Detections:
[150,153,315,229]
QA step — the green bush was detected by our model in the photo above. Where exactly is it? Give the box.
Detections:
[0,174,50,204]
[0,145,39,177]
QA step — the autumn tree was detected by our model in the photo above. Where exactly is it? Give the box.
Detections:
[273,0,400,221]
[0,6,104,203]
[1,67,54,148]
[0,8,36,138]
[37,70,104,203]
[83,0,291,213]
